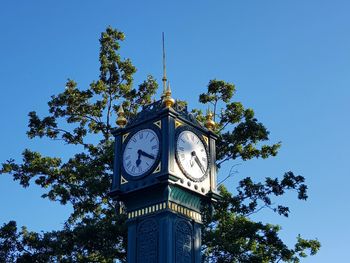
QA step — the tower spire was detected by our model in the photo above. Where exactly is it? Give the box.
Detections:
[162,32,167,97]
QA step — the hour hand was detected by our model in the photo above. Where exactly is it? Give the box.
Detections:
[136,151,141,167]
[138,150,155,160]
[191,151,205,174]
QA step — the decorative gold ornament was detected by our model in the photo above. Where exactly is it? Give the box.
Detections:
[163,82,175,108]
[205,108,216,130]
[154,120,162,129]
[116,105,127,128]
[120,175,128,185]
[175,120,183,128]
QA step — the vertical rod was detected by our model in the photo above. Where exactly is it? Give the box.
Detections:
[162,32,167,95]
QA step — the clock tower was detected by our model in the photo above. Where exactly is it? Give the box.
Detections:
[109,37,219,263]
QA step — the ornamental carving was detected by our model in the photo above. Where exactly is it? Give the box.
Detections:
[175,220,193,263]
[128,99,203,130]
[137,218,158,263]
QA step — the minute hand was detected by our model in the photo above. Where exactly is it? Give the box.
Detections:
[192,151,205,174]
[139,150,155,159]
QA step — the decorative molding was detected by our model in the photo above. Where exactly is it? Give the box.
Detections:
[175,120,183,128]
[169,186,202,211]
[153,162,161,174]
[120,175,128,185]
[122,132,129,143]
[127,99,204,130]
[202,135,209,145]
[127,201,201,222]
[137,219,158,262]
[129,100,163,125]
[154,120,162,129]
[175,220,192,263]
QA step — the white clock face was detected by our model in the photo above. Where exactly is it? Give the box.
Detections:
[176,130,209,181]
[122,129,160,177]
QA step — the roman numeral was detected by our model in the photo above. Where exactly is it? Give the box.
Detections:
[152,145,157,150]
[179,147,184,151]
[139,133,143,139]
[126,161,131,168]
[150,137,155,142]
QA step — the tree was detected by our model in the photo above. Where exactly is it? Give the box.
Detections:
[0,27,320,262]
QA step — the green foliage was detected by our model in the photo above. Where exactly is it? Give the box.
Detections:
[0,27,320,262]
[201,184,320,263]
[196,79,281,166]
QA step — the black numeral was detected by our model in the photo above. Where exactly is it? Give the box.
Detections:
[139,133,143,139]
[152,145,157,150]
[126,161,131,168]
[179,147,184,151]
[131,166,136,172]
[150,137,155,142]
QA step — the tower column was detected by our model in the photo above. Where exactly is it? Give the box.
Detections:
[126,205,202,263]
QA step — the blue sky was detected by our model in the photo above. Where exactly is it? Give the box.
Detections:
[0,1,349,262]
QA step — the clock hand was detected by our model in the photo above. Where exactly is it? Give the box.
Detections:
[139,150,155,160]
[136,150,142,167]
[191,151,205,174]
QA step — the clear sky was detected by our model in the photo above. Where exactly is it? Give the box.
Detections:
[0,1,349,262]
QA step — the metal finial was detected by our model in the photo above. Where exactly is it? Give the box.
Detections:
[205,108,215,130]
[163,81,175,108]
[116,105,127,128]
[161,32,167,98]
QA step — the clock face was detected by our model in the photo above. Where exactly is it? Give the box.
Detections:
[122,129,160,177]
[176,130,209,181]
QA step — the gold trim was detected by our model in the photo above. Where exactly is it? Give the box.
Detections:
[175,120,182,128]
[122,132,130,143]
[202,135,209,145]
[153,163,161,174]
[154,120,162,129]
[120,175,128,185]
[126,201,201,221]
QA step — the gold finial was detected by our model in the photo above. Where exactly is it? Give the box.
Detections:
[205,108,215,130]
[116,105,127,128]
[163,82,175,108]
[161,32,167,99]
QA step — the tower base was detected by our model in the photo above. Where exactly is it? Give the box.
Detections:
[127,210,202,263]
